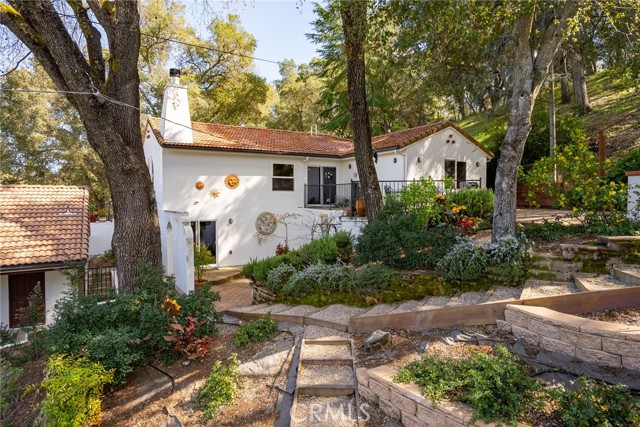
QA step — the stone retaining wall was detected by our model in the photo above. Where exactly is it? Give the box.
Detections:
[357,365,528,427]
[501,305,640,370]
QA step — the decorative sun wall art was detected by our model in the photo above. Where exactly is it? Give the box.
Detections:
[225,174,240,189]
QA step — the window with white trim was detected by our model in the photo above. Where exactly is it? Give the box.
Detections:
[273,164,294,191]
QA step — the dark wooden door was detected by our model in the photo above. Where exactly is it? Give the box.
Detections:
[9,272,45,328]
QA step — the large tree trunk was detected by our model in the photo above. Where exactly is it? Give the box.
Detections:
[339,0,383,222]
[1,1,162,291]
[569,47,592,115]
[492,2,579,243]
[560,54,571,104]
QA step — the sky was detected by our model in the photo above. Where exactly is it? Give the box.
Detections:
[187,1,320,83]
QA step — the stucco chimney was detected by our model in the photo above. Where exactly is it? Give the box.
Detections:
[160,68,193,143]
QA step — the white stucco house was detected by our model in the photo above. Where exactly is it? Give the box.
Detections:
[143,69,493,293]
[0,185,90,327]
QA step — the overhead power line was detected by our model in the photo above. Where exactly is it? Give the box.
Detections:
[53,11,282,65]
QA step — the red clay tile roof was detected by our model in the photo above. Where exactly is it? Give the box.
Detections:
[372,121,494,157]
[147,118,493,158]
[0,185,90,268]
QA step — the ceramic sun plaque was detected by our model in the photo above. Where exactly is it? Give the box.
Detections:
[225,174,240,189]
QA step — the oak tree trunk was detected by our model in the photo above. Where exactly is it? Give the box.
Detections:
[569,48,592,115]
[1,1,162,291]
[339,0,383,222]
[492,2,579,243]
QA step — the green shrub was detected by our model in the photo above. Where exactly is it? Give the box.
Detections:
[37,355,114,427]
[233,317,279,346]
[283,263,353,296]
[298,237,339,265]
[355,208,429,269]
[353,263,393,291]
[488,234,532,283]
[196,354,240,419]
[332,231,353,262]
[387,178,444,226]
[395,346,539,426]
[252,256,287,283]
[175,282,221,337]
[436,239,489,281]
[446,188,494,219]
[522,110,587,167]
[521,219,590,242]
[555,377,640,427]
[422,226,461,268]
[242,257,259,279]
[194,243,215,281]
[47,264,219,384]
[0,357,22,424]
[266,263,298,294]
[606,149,640,184]
[0,322,18,346]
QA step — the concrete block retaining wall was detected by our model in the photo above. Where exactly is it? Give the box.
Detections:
[357,366,528,427]
[502,305,640,370]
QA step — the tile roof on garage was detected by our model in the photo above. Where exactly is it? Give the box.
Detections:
[0,185,90,268]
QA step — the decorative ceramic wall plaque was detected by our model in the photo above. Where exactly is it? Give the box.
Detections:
[209,189,220,198]
[225,174,240,189]
[195,181,205,190]
[255,212,277,236]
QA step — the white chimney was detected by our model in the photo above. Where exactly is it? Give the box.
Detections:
[160,68,193,143]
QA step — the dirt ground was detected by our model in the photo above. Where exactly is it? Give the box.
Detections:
[579,309,640,327]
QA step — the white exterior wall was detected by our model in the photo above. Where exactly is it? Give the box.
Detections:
[374,152,406,182]
[0,269,71,327]
[628,174,640,221]
[405,128,488,184]
[89,222,114,256]
[159,143,343,266]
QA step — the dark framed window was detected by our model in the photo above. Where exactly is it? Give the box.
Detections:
[273,164,294,191]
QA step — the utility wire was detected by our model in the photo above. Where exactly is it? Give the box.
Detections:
[53,11,283,65]
[0,87,202,134]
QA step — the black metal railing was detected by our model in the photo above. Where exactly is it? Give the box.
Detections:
[303,179,483,211]
[85,266,117,295]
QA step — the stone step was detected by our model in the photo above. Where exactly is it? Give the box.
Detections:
[481,286,522,303]
[528,269,598,282]
[307,305,368,332]
[529,259,582,272]
[202,267,243,285]
[522,279,580,299]
[531,251,563,260]
[445,291,485,307]
[613,266,640,285]
[575,275,638,292]
[597,235,640,251]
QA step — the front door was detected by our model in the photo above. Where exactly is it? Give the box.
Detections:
[8,272,45,328]
[190,220,217,260]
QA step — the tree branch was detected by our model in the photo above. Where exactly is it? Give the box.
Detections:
[68,0,106,85]
[86,0,114,41]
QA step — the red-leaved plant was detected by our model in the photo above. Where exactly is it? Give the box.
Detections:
[164,317,213,360]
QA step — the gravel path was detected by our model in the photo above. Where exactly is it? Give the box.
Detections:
[420,296,451,310]
[308,305,367,325]
[579,275,636,291]
[302,343,352,360]
[390,299,426,313]
[484,286,522,302]
[298,365,354,386]
[526,281,579,297]
[304,325,351,340]
[250,303,291,314]
[232,303,269,312]
[295,396,358,426]
[278,305,323,317]
[447,292,485,306]
[356,304,398,317]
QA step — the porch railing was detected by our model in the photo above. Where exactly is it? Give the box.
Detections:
[84,266,118,295]
[303,179,483,211]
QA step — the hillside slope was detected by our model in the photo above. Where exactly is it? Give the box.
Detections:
[458,70,640,159]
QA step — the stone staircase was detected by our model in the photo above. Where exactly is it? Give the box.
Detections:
[227,236,640,333]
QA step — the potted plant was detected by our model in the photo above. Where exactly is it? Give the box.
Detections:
[194,243,215,289]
